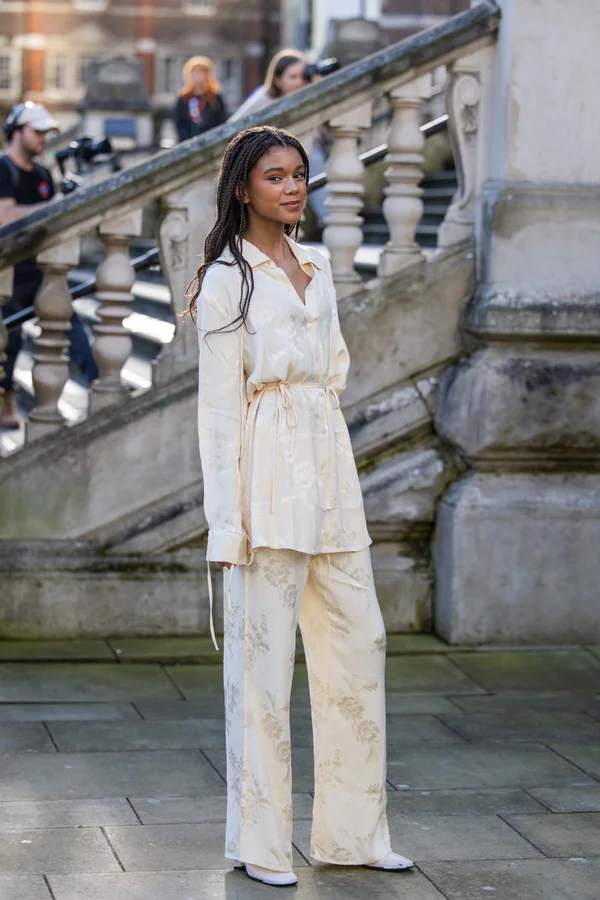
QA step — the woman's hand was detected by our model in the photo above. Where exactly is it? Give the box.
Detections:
[217,562,233,569]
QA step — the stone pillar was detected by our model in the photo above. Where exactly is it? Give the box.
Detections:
[27,238,80,442]
[434,0,600,644]
[378,75,430,278]
[323,101,372,299]
[91,210,142,410]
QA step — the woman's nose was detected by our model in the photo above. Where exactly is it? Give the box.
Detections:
[284,177,299,194]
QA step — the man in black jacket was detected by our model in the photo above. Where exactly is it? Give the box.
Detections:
[0,101,97,429]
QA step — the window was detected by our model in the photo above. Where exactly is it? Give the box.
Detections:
[47,55,67,91]
[78,55,97,86]
[186,0,214,11]
[0,55,11,91]
[157,56,180,94]
[74,0,108,9]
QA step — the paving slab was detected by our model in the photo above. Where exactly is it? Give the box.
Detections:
[385,788,545,816]
[421,858,600,900]
[129,792,314,825]
[0,799,138,829]
[503,813,600,858]
[386,744,596,790]
[0,641,115,661]
[0,702,140,722]
[104,823,307,871]
[107,638,218,663]
[448,691,600,714]
[528,786,600,812]
[383,695,466,715]
[0,751,225,801]
[49,867,447,900]
[385,655,484,694]
[136,698,227,718]
[46,719,227,752]
[438,710,600,743]
[0,723,57,752]
[0,827,121,874]
[294,812,541,863]
[0,876,51,900]
[385,635,453,655]
[385,715,464,746]
[161,665,224,703]
[449,651,600,693]
[544,742,600,780]
[0,664,180,702]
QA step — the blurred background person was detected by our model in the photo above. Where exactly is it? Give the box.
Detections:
[230,49,333,234]
[229,49,305,121]
[174,56,228,143]
[0,102,97,430]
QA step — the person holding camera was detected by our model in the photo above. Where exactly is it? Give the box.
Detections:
[0,101,97,430]
[229,49,306,121]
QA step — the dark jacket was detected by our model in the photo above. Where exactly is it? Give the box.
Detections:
[174,93,228,142]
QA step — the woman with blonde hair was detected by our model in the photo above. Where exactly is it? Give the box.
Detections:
[229,49,305,121]
[174,56,228,142]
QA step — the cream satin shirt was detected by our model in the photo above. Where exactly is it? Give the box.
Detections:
[197,235,371,566]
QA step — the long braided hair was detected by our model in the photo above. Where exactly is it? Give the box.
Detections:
[186,125,309,331]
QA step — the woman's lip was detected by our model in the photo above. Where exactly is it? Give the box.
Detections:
[282,201,301,208]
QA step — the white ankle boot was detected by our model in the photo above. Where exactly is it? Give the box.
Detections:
[233,860,298,887]
[364,850,415,871]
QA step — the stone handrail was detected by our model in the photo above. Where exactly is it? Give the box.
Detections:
[0,0,500,447]
[0,1,498,266]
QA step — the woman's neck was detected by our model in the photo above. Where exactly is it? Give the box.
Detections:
[244,222,289,266]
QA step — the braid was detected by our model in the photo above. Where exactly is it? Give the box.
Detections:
[186,125,309,331]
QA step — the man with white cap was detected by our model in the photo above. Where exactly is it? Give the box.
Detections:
[0,101,96,429]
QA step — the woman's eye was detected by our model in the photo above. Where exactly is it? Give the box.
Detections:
[295,173,306,180]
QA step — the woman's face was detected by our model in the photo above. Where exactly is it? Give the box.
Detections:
[274,61,305,96]
[191,66,208,91]
[243,146,307,226]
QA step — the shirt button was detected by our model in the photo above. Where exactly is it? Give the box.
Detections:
[321,428,327,435]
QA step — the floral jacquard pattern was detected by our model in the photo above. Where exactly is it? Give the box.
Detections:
[223,547,391,871]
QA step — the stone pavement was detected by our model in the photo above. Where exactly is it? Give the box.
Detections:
[0,635,600,899]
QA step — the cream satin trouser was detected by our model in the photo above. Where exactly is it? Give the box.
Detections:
[223,547,391,871]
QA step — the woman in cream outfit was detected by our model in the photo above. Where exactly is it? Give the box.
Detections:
[192,125,414,888]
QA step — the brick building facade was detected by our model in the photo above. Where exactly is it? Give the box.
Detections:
[0,0,271,130]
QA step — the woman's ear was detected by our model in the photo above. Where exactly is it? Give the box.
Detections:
[235,185,249,204]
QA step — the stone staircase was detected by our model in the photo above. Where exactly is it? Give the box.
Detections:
[0,2,502,638]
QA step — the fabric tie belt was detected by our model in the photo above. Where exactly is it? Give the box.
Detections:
[206,381,342,654]
[255,381,341,514]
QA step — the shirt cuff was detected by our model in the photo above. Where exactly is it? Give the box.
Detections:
[207,529,249,566]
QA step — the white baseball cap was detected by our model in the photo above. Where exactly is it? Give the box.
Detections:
[14,102,59,132]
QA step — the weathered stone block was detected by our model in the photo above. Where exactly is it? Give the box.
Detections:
[435,473,600,643]
[437,347,600,460]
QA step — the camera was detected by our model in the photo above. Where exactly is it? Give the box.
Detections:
[55,136,121,194]
[303,57,340,83]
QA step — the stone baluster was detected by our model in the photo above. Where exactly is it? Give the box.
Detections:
[156,175,217,384]
[323,101,372,299]
[0,266,14,390]
[378,75,431,278]
[26,238,80,442]
[437,52,486,248]
[91,210,143,410]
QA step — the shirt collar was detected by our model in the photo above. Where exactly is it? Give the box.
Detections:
[241,234,323,274]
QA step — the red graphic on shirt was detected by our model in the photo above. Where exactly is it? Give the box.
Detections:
[39,181,50,200]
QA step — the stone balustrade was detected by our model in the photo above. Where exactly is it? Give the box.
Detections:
[0,1,500,449]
